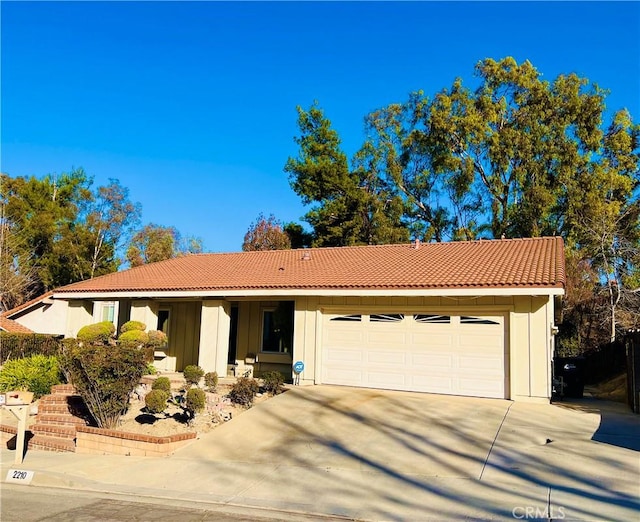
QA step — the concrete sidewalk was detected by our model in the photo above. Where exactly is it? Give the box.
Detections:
[2,386,639,521]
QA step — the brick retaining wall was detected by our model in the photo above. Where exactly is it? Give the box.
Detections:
[75,425,196,456]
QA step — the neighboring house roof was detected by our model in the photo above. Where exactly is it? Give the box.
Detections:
[0,316,35,333]
[51,237,565,297]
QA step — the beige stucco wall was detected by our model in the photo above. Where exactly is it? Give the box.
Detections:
[65,300,94,338]
[291,294,556,401]
[129,301,159,331]
[8,299,70,336]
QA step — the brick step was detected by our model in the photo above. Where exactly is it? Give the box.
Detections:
[36,413,89,427]
[39,394,83,405]
[0,424,18,436]
[28,434,75,453]
[31,424,77,439]
[37,401,90,414]
[51,384,77,395]
[37,402,75,414]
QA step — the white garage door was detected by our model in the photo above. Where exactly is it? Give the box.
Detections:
[321,312,506,399]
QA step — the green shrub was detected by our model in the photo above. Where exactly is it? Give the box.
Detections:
[120,321,146,333]
[151,376,172,394]
[0,333,62,362]
[144,389,169,414]
[261,371,285,395]
[183,365,204,386]
[185,388,206,414]
[61,341,147,429]
[204,371,218,391]
[228,377,260,407]
[77,322,116,344]
[118,329,149,348]
[145,363,157,375]
[146,330,168,348]
[0,354,62,398]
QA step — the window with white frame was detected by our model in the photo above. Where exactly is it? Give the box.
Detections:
[98,302,115,323]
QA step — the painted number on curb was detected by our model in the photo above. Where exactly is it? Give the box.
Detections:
[6,469,34,485]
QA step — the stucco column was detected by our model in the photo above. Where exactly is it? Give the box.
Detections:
[66,301,93,338]
[198,300,231,375]
[129,301,158,330]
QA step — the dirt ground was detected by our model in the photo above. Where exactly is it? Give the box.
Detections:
[587,372,627,403]
[117,384,272,437]
[0,384,274,437]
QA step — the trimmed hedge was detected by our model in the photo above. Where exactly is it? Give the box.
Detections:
[145,389,169,414]
[147,330,168,348]
[261,371,285,395]
[183,365,204,386]
[151,376,172,393]
[0,333,62,362]
[120,321,146,333]
[77,322,116,344]
[118,329,149,348]
[228,377,260,407]
[204,371,218,391]
[186,388,206,414]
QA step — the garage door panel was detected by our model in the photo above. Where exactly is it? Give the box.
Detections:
[459,334,502,348]
[411,353,453,369]
[325,329,363,344]
[322,312,506,399]
[325,348,363,363]
[367,350,406,365]
[368,371,407,387]
[410,332,453,347]
[458,378,504,398]
[324,368,363,385]
[411,376,455,393]
[458,355,503,371]
[367,331,407,345]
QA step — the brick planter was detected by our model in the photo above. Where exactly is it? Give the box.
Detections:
[75,425,196,456]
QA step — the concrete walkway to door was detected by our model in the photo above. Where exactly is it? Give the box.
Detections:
[2,385,639,521]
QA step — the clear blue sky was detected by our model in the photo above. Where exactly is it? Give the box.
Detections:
[2,1,639,253]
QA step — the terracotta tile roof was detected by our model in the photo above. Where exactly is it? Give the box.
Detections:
[53,237,565,294]
[0,317,34,333]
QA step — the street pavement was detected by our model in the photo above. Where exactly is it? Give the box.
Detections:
[1,484,343,521]
[1,385,639,521]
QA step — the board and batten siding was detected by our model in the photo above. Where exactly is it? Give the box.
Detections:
[235,300,294,377]
[165,301,201,370]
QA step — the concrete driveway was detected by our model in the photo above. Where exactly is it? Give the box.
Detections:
[3,385,639,521]
[175,385,639,520]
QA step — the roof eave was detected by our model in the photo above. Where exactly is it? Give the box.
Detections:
[54,286,565,300]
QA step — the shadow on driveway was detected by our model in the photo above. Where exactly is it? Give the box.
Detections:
[554,396,640,451]
[179,386,640,521]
